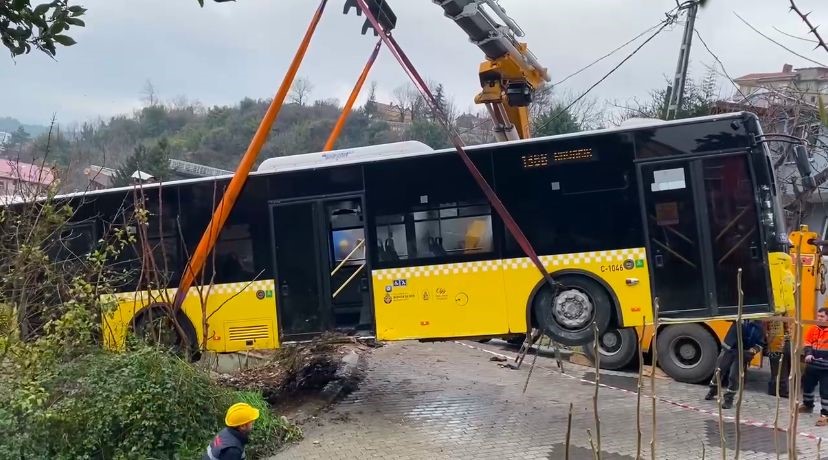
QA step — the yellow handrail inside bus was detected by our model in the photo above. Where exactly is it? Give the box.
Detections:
[331,238,366,276]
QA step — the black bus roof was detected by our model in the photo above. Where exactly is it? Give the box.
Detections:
[49,111,755,202]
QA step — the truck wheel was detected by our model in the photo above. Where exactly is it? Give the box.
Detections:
[533,275,612,346]
[656,324,718,384]
[583,327,639,370]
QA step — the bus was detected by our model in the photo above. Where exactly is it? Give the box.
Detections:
[48,111,793,355]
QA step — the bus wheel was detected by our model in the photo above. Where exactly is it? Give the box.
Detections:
[133,306,200,362]
[583,327,639,370]
[533,275,612,346]
[656,324,718,384]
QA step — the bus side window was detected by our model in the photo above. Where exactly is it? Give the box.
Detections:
[50,222,95,261]
[375,214,408,263]
[411,203,494,260]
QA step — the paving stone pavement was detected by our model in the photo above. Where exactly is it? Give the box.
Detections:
[272,341,827,459]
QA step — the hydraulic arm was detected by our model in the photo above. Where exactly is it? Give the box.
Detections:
[433,0,550,140]
[349,0,550,141]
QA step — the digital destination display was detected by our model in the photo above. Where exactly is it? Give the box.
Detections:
[521,148,594,169]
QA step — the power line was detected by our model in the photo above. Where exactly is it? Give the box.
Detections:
[552,15,674,87]
[692,29,750,106]
[733,12,827,68]
[534,11,679,134]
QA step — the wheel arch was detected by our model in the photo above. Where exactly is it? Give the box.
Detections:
[523,269,624,332]
[131,303,200,357]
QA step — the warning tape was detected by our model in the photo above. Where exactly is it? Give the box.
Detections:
[454,341,825,442]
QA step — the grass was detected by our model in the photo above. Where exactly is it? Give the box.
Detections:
[233,391,303,457]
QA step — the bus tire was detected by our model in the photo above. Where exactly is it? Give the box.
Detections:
[656,324,718,384]
[532,275,612,347]
[133,306,200,362]
[583,327,639,370]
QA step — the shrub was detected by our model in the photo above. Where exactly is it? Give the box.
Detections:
[0,346,231,459]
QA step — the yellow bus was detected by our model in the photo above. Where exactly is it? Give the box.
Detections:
[50,112,792,356]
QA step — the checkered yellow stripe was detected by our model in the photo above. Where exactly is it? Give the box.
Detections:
[373,249,645,280]
[107,279,275,303]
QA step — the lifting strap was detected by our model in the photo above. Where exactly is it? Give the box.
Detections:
[324,38,382,151]
[353,0,560,291]
[174,0,329,308]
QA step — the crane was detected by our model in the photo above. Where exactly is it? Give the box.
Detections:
[347,0,550,141]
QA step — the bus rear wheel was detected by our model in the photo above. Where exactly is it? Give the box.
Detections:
[532,275,612,346]
[656,324,718,384]
[583,327,639,370]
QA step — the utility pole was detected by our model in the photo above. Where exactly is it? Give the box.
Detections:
[664,1,699,120]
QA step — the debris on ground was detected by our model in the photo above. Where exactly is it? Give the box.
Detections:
[489,355,507,362]
[216,333,371,403]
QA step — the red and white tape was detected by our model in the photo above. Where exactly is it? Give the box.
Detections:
[454,341,824,442]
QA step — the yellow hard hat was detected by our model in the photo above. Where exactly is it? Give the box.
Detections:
[225,402,260,427]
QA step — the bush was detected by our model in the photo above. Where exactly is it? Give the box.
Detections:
[0,347,230,459]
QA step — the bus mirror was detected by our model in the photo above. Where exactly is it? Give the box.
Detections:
[794,144,817,191]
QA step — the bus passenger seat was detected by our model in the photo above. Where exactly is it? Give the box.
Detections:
[384,238,399,261]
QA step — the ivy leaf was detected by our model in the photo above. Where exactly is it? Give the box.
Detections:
[68,5,87,14]
[65,17,85,27]
[52,34,76,46]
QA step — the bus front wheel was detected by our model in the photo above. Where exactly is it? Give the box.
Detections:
[583,327,639,370]
[655,324,718,384]
[532,275,612,346]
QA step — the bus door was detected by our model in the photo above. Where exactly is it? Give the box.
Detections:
[271,196,371,342]
[638,156,769,318]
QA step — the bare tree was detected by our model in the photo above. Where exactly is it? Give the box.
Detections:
[289,77,314,106]
[391,84,414,122]
[141,80,159,107]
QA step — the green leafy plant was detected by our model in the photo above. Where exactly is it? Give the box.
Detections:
[0,0,86,57]
[234,391,303,457]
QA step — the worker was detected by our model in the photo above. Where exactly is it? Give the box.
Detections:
[704,320,765,409]
[203,402,260,460]
[799,308,828,426]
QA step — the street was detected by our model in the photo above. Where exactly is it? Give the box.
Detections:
[275,340,825,460]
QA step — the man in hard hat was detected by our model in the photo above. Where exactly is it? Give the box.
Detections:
[203,402,260,460]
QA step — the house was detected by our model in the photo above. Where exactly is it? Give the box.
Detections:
[729,64,828,108]
[716,64,828,236]
[0,159,56,201]
[84,165,117,191]
[84,159,232,191]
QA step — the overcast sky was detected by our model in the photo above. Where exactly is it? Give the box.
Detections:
[2,0,827,126]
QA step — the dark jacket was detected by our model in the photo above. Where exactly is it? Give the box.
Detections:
[722,321,766,353]
[203,427,249,460]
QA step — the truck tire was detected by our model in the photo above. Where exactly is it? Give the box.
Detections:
[656,324,718,384]
[583,327,639,370]
[533,275,612,346]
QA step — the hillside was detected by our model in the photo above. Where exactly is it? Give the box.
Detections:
[0,116,50,138]
[18,95,498,192]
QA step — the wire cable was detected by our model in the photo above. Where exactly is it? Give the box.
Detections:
[534,11,679,134]
[552,16,674,87]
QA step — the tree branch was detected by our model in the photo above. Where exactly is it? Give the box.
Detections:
[788,0,828,55]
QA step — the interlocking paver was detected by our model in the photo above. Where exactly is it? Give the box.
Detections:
[273,341,825,459]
